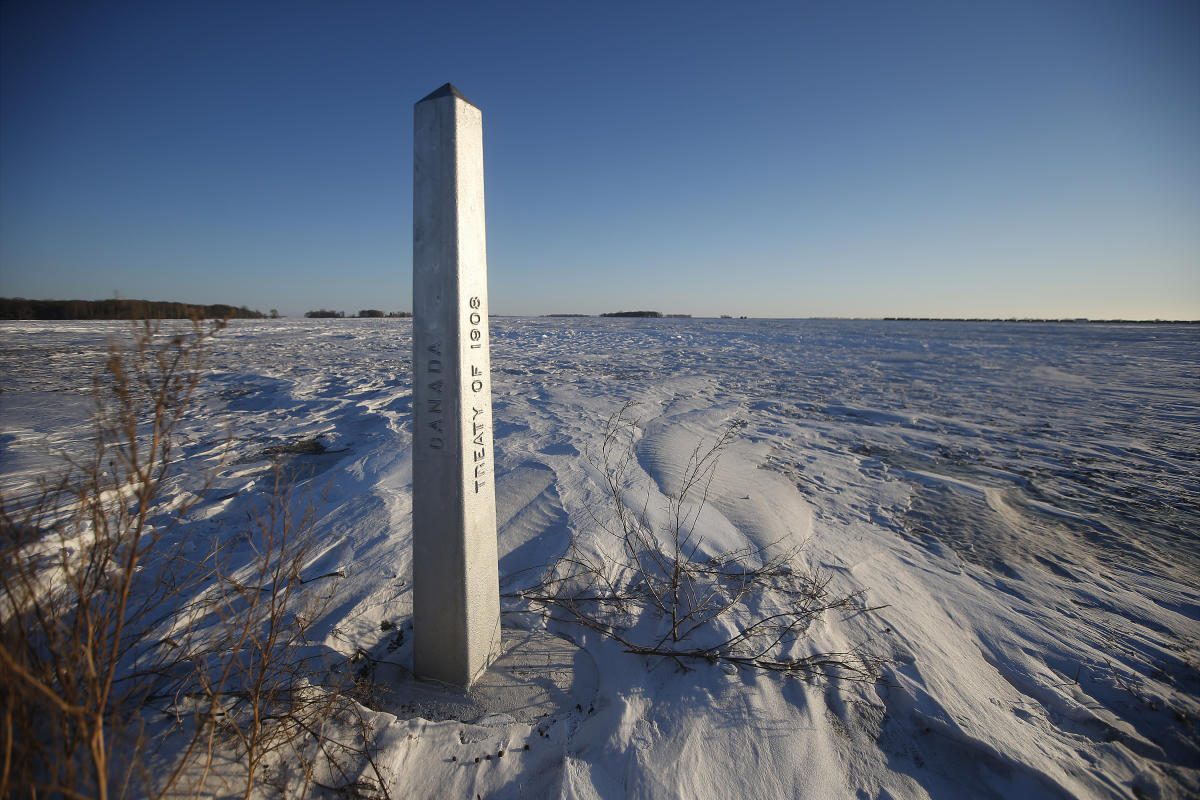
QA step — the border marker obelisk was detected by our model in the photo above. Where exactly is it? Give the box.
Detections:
[412,83,501,687]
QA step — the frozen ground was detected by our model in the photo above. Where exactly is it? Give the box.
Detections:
[1,317,1197,799]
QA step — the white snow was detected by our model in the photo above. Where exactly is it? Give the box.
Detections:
[1,316,1196,799]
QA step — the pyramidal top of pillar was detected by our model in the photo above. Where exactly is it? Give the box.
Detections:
[418,83,478,108]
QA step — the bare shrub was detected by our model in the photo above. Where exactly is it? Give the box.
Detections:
[0,320,390,799]
[169,469,390,798]
[0,319,224,798]
[516,401,889,681]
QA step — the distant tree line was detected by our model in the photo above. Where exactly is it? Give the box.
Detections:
[304,309,412,319]
[548,311,705,318]
[0,297,265,320]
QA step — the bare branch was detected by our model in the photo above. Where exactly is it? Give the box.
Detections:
[515,403,891,683]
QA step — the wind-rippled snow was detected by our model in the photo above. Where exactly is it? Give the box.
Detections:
[1,317,1197,799]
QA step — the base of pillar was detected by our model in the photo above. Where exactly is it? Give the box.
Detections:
[368,628,598,724]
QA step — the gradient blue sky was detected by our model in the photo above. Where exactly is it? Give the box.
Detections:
[2,0,1197,318]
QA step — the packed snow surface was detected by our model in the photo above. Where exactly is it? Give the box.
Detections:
[1,317,1197,799]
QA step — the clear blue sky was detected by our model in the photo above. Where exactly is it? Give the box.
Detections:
[2,0,1197,319]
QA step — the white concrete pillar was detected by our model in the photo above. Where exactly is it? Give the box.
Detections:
[412,83,501,687]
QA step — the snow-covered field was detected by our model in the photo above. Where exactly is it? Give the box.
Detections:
[2,317,1197,799]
